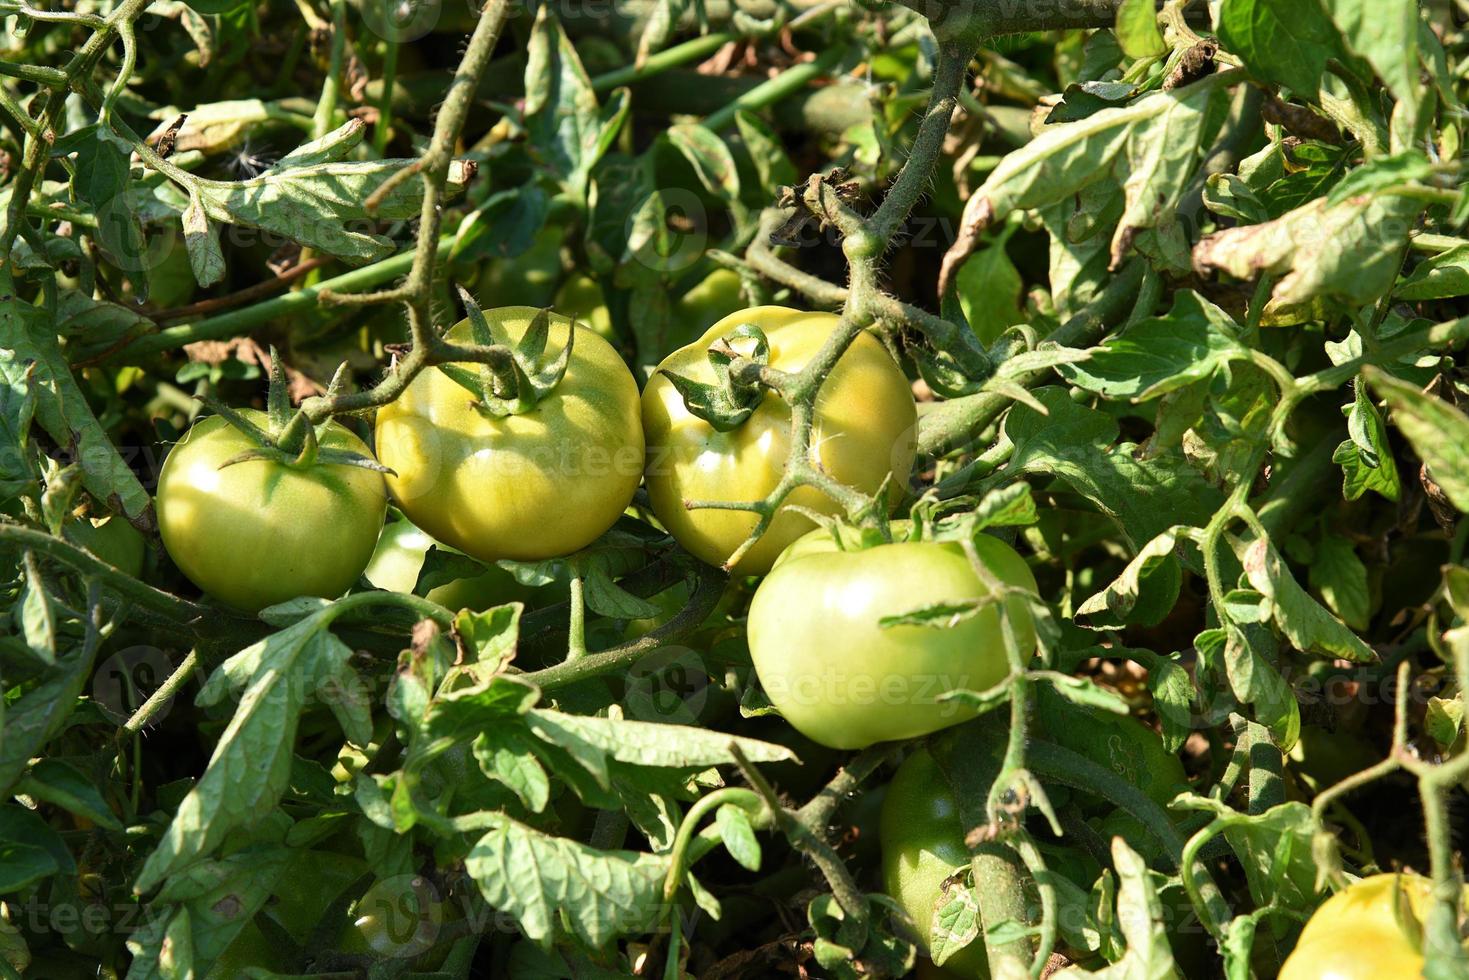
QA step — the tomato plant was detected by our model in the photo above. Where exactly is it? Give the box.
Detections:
[643,306,917,573]
[375,307,644,562]
[156,411,387,611]
[7,1,1469,978]
[748,528,1036,748]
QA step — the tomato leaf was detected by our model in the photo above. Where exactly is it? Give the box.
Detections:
[1241,537,1376,663]
[133,614,372,892]
[1365,366,1469,513]
[465,813,670,948]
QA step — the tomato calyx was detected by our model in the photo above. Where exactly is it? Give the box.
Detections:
[200,348,395,476]
[439,287,573,417]
[662,323,779,432]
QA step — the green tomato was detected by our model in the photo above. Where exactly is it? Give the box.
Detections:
[1279,873,1469,980]
[667,268,744,350]
[64,514,146,579]
[553,272,616,342]
[156,412,387,611]
[879,748,991,979]
[642,306,917,574]
[1031,684,1188,812]
[748,529,1037,749]
[375,307,644,562]
[364,517,559,611]
[477,227,563,308]
[347,875,445,961]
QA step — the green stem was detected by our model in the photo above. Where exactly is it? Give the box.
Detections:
[593,32,736,92]
[566,572,587,662]
[314,0,347,139]
[918,261,1146,457]
[869,42,970,244]
[105,236,452,360]
[702,46,846,132]
[118,650,199,737]
[519,565,725,691]
[662,787,766,902]
[971,844,1032,975]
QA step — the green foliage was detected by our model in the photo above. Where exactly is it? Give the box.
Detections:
[2,0,1469,977]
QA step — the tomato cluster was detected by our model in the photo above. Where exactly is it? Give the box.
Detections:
[154,303,920,613]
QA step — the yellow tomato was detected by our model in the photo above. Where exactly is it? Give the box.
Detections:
[375,308,644,562]
[1279,873,1469,980]
[641,307,917,574]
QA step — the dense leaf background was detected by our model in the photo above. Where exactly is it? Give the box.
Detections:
[2,0,1469,977]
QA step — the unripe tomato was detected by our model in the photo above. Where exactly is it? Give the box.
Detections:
[156,412,387,612]
[1278,873,1469,980]
[642,307,917,574]
[477,227,563,308]
[667,268,744,351]
[375,307,644,562]
[64,514,146,579]
[364,518,560,611]
[880,748,991,978]
[747,529,1037,749]
[553,272,616,342]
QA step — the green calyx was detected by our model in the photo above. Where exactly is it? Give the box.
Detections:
[442,287,574,417]
[663,323,773,432]
[203,347,393,475]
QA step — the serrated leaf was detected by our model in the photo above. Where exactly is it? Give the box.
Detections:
[472,728,551,813]
[464,813,670,948]
[663,124,741,202]
[1242,537,1375,663]
[1076,529,1184,628]
[956,230,1025,348]
[1060,291,1246,401]
[74,127,149,300]
[1397,245,1469,301]
[1,297,152,521]
[525,7,628,197]
[1194,193,1423,309]
[187,158,472,264]
[1365,367,1469,512]
[181,190,224,288]
[18,759,122,830]
[0,807,64,895]
[1217,0,1342,98]
[1308,535,1371,632]
[734,111,797,196]
[1004,389,1224,551]
[525,711,796,779]
[134,615,369,892]
[1223,623,1301,752]
[1322,0,1419,103]
[582,562,661,619]
[1334,380,1400,501]
[1110,83,1213,266]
